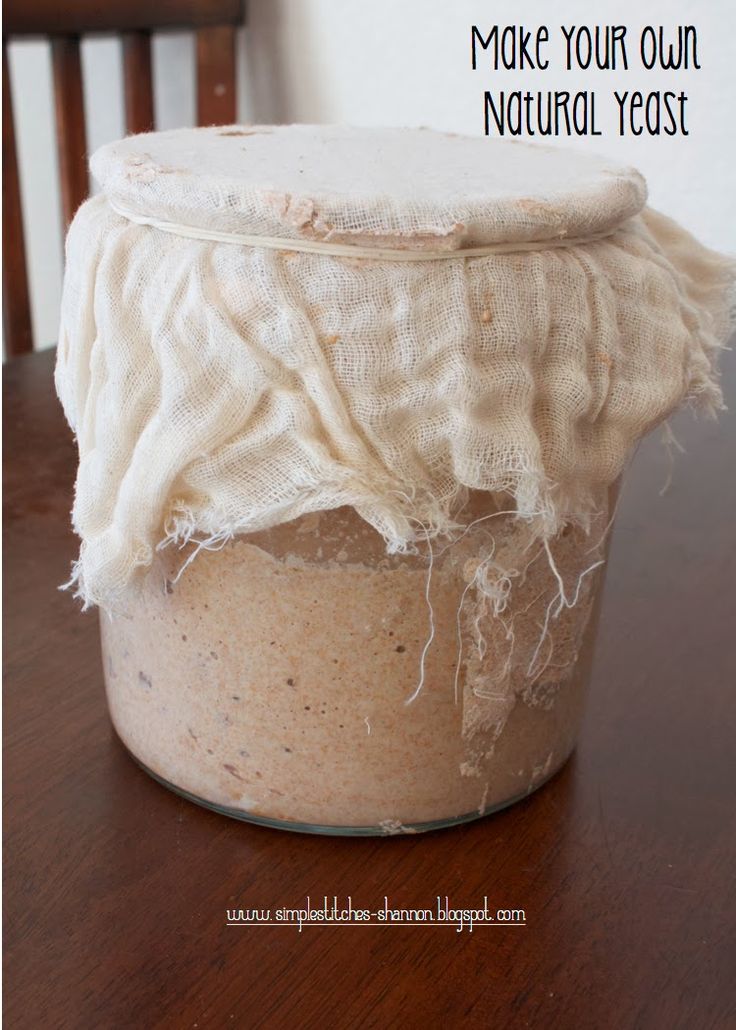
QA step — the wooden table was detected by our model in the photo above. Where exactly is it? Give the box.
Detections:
[4,347,735,1030]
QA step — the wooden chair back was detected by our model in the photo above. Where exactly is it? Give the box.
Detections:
[3,0,244,357]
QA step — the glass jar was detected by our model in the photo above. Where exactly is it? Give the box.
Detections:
[58,125,728,836]
[101,490,612,834]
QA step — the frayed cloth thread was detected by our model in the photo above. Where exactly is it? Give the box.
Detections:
[56,196,734,610]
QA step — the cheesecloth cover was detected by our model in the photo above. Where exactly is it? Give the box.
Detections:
[55,125,733,609]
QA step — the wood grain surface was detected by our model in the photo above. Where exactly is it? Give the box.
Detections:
[3,346,735,1030]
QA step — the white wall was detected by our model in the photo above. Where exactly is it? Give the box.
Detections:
[8,0,735,349]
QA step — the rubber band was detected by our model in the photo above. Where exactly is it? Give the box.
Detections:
[107,199,619,261]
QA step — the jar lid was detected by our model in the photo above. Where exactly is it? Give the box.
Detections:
[91,125,647,250]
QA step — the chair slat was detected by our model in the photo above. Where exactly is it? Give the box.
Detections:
[123,31,154,134]
[2,44,34,356]
[196,25,237,126]
[51,36,88,227]
[4,6,244,357]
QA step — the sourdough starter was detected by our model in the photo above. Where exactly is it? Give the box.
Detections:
[101,501,609,831]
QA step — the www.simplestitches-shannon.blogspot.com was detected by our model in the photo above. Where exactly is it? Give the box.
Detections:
[226,896,527,932]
